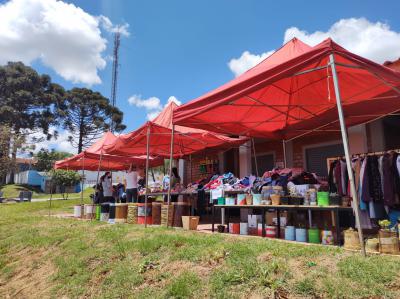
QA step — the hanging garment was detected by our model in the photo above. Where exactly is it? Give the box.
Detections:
[334,161,343,196]
[367,155,383,201]
[340,160,348,195]
[361,158,372,203]
[378,155,384,202]
[382,153,396,206]
[353,159,361,198]
[393,152,400,203]
[328,160,338,193]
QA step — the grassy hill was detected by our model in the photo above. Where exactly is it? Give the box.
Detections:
[0,199,400,298]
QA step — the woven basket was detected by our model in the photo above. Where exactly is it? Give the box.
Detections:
[344,229,361,250]
[379,230,400,254]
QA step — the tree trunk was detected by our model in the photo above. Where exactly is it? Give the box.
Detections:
[9,131,19,184]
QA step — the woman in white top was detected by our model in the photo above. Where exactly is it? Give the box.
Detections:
[126,164,139,203]
[101,172,114,203]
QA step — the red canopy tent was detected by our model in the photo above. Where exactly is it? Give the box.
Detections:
[173,38,400,255]
[105,101,248,158]
[54,132,162,171]
[104,101,248,226]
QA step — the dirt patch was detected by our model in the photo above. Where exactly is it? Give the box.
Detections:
[0,248,56,299]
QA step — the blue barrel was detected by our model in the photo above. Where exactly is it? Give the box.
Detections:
[285,226,295,241]
[295,228,307,242]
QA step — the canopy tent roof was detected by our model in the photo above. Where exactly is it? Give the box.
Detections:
[105,101,248,158]
[173,38,400,140]
[54,132,163,171]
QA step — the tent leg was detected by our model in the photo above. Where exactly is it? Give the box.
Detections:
[282,140,287,168]
[251,138,259,177]
[144,126,151,228]
[81,155,85,206]
[167,125,175,227]
[94,152,103,204]
[330,53,366,256]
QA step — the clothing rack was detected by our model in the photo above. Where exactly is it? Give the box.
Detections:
[328,148,400,161]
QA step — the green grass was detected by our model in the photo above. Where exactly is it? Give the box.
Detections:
[1,200,400,298]
[0,183,93,199]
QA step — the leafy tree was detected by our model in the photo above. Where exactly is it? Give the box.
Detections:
[59,88,126,153]
[35,149,72,172]
[49,169,81,199]
[0,62,65,182]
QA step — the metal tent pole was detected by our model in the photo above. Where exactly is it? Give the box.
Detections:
[144,126,151,228]
[166,125,175,227]
[282,140,287,168]
[94,152,103,204]
[330,53,366,256]
[81,155,85,206]
[251,138,259,177]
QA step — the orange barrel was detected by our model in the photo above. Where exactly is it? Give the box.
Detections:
[115,203,128,223]
[137,203,152,225]
[229,223,240,234]
[152,202,162,225]
[172,202,191,227]
[266,225,276,238]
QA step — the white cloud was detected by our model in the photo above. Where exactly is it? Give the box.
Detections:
[284,18,400,63]
[228,18,400,76]
[228,50,274,77]
[128,95,182,120]
[167,96,182,106]
[0,0,130,85]
[98,15,130,37]
[128,95,162,110]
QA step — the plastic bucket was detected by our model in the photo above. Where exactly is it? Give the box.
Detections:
[84,204,96,219]
[308,228,320,244]
[217,197,226,205]
[73,205,82,218]
[137,216,153,225]
[115,203,128,223]
[237,194,246,205]
[95,205,101,220]
[229,223,240,234]
[266,226,276,238]
[137,203,151,216]
[285,226,295,241]
[240,222,248,235]
[322,230,334,245]
[317,192,329,206]
[108,203,116,224]
[295,228,307,242]
[245,194,253,205]
[252,194,262,205]
[257,223,264,237]
[225,197,236,205]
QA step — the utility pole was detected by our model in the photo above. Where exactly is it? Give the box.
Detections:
[110,32,121,132]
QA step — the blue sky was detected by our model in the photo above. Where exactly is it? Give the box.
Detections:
[1,0,400,153]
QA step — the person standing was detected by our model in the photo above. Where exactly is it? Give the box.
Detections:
[170,167,181,202]
[101,172,114,203]
[126,164,138,203]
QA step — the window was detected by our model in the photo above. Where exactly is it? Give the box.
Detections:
[305,144,344,177]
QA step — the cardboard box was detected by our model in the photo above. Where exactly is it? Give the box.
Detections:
[265,210,287,227]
